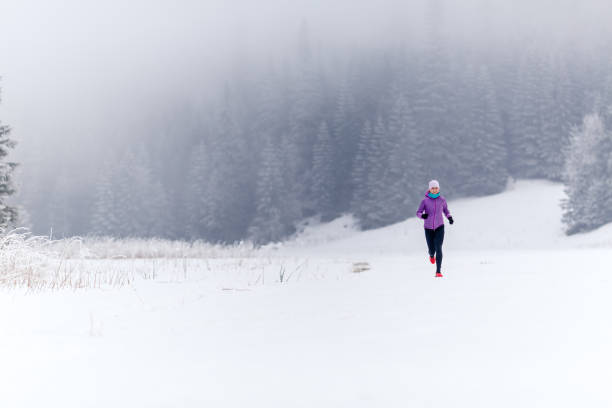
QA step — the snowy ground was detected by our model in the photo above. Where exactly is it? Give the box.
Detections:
[2,180,612,407]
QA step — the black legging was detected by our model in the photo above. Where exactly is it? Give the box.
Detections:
[425,225,445,273]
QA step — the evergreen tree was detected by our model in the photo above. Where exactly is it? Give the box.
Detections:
[253,67,302,232]
[92,146,170,238]
[11,135,43,234]
[185,140,211,240]
[200,98,254,243]
[147,115,201,241]
[562,113,612,234]
[248,134,292,244]
[13,27,612,241]
[311,122,335,221]
[538,53,574,181]
[350,121,372,219]
[331,77,361,211]
[91,157,121,236]
[598,60,612,128]
[0,87,19,232]
[114,148,157,237]
[385,88,423,221]
[287,25,327,216]
[359,117,390,229]
[279,130,303,228]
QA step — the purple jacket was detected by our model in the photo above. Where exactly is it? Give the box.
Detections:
[416,191,451,230]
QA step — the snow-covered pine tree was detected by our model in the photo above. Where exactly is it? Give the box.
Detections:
[350,120,372,219]
[116,148,150,237]
[115,148,151,237]
[287,75,326,216]
[331,77,361,211]
[200,98,253,243]
[136,148,172,238]
[92,146,170,239]
[287,23,328,217]
[562,113,612,234]
[248,134,291,244]
[358,117,390,229]
[311,121,335,221]
[91,157,121,237]
[145,111,204,240]
[599,61,612,129]
[9,132,43,233]
[279,131,303,228]
[0,85,19,232]
[537,53,574,181]
[385,87,423,222]
[252,68,302,234]
[185,140,210,240]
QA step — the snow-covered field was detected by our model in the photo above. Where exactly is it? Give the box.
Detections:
[2,180,612,407]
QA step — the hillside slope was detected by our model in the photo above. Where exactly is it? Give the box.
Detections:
[278,180,612,256]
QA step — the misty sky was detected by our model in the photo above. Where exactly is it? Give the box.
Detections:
[0,0,610,174]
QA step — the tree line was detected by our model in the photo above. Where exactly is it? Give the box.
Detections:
[11,25,612,242]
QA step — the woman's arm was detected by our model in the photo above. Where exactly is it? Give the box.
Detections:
[416,200,426,219]
[443,200,451,219]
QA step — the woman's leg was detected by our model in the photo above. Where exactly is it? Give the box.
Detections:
[434,225,445,272]
[424,228,435,257]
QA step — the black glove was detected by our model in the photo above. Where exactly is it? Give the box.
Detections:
[448,216,454,224]
[421,213,428,219]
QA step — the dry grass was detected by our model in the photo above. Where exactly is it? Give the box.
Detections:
[0,228,355,291]
[0,229,138,290]
[44,235,259,260]
[0,229,269,290]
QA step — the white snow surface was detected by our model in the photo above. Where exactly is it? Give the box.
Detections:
[2,180,612,407]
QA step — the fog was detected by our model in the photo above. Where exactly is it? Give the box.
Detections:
[1,1,408,168]
[1,0,611,239]
[1,0,609,159]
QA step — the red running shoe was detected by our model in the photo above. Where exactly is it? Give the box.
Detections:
[435,272,443,278]
[429,256,436,264]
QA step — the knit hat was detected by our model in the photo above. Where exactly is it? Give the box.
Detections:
[428,180,440,189]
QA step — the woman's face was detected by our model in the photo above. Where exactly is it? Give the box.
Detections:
[430,187,439,194]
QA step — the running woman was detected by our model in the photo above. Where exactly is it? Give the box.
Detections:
[416,180,454,277]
